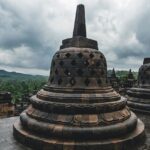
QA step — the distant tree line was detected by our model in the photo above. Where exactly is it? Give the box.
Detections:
[0,70,138,104]
[0,78,47,103]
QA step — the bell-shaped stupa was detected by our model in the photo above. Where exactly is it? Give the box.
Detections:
[13,4,145,150]
[127,58,150,114]
[128,69,134,80]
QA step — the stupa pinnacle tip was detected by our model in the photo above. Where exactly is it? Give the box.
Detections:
[77,4,84,7]
[73,4,86,37]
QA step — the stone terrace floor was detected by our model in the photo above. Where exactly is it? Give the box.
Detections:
[0,113,150,150]
[0,117,31,150]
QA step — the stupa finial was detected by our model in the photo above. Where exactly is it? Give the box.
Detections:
[73,4,86,37]
[111,68,116,78]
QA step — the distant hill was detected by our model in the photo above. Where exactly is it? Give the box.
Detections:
[0,70,48,80]
[0,69,138,81]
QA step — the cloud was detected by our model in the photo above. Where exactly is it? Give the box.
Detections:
[0,0,149,75]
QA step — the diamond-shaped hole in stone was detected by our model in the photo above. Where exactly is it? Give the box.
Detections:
[85,78,90,86]
[96,61,101,67]
[77,69,83,76]
[70,78,76,86]
[55,69,58,75]
[71,60,76,66]
[97,79,102,85]
[100,55,103,59]
[59,60,64,66]
[65,53,71,58]
[90,69,95,76]
[58,78,62,85]
[89,53,94,58]
[84,60,89,66]
[78,52,83,58]
[56,53,60,58]
[64,69,71,76]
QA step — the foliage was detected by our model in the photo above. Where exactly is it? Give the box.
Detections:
[0,78,47,104]
[108,70,138,80]
[115,70,138,80]
[0,69,138,104]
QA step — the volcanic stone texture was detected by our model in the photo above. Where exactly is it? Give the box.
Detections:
[0,116,149,150]
[127,58,150,114]
[13,4,145,150]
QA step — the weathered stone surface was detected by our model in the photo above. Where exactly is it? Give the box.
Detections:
[13,4,145,150]
[127,58,150,114]
[0,116,149,150]
[73,4,86,37]
[0,117,31,150]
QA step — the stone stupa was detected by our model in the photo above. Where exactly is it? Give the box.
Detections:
[13,4,145,150]
[124,69,136,88]
[109,68,119,88]
[127,58,150,114]
[111,68,117,78]
[128,69,134,80]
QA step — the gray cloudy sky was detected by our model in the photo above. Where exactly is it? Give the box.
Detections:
[0,0,149,75]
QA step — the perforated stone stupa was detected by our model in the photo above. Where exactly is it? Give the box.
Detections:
[127,58,150,114]
[13,4,145,150]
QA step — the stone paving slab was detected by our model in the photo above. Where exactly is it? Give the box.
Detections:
[0,117,31,150]
[0,115,150,150]
[136,113,150,150]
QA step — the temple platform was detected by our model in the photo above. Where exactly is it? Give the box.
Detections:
[0,114,150,150]
[0,117,31,150]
